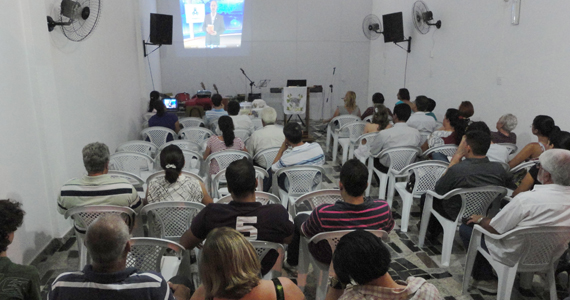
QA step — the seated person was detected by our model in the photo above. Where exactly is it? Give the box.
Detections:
[204,93,228,128]
[461,149,570,294]
[425,97,437,121]
[0,200,41,300]
[203,116,247,175]
[363,104,392,134]
[49,215,191,300]
[147,90,160,112]
[508,115,558,169]
[58,142,142,215]
[326,230,441,300]
[180,159,294,275]
[190,227,304,300]
[467,121,510,164]
[458,101,474,121]
[425,130,511,240]
[146,145,212,205]
[285,159,394,268]
[407,95,438,134]
[421,108,468,152]
[148,100,181,142]
[369,103,421,173]
[491,113,518,144]
[246,107,285,168]
[361,92,393,120]
[323,91,361,123]
[512,130,570,197]
[395,88,416,111]
[227,100,254,133]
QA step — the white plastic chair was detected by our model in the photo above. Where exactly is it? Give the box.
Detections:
[509,160,539,174]
[158,140,202,153]
[179,117,205,128]
[418,186,508,267]
[107,170,145,192]
[391,161,449,232]
[210,166,266,199]
[109,152,154,177]
[141,127,178,148]
[143,112,155,122]
[140,201,205,242]
[217,191,281,205]
[351,132,377,163]
[116,141,158,158]
[154,150,204,177]
[421,145,458,160]
[178,127,214,150]
[145,170,206,190]
[326,115,360,153]
[251,240,285,280]
[292,189,342,216]
[253,147,280,169]
[366,146,421,198]
[205,150,252,193]
[272,165,325,211]
[420,132,431,145]
[127,237,185,281]
[64,205,136,270]
[234,129,251,141]
[363,115,373,123]
[298,230,390,299]
[462,225,570,300]
[333,121,367,164]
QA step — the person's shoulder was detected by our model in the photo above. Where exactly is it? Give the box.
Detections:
[1,260,40,279]
[406,276,441,298]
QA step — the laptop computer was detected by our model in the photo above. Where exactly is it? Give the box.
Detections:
[163,98,178,111]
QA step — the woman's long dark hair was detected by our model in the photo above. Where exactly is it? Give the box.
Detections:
[160,145,185,183]
[445,108,468,145]
[533,115,558,137]
[152,100,166,117]
[218,116,235,147]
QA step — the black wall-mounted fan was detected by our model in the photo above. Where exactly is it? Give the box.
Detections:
[412,0,441,35]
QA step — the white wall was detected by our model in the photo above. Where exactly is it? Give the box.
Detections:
[157,0,373,120]
[1,0,149,264]
[370,0,570,149]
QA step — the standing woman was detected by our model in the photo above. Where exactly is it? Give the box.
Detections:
[323,91,361,123]
[145,145,212,205]
[203,116,247,175]
[508,115,559,169]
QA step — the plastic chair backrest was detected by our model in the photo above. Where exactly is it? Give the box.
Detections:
[179,117,205,128]
[422,145,458,159]
[293,189,342,215]
[377,146,421,173]
[274,165,325,197]
[146,170,205,187]
[158,140,202,153]
[250,240,284,267]
[354,132,377,147]
[217,191,281,205]
[451,186,508,219]
[140,202,205,240]
[234,129,251,141]
[178,127,214,145]
[309,230,390,252]
[143,112,155,122]
[338,121,367,142]
[141,127,178,148]
[510,160,539,174]
[329,115,360,131]
[512,226,570,271]
[109,153,154,177]
[395,161,449,197]
[116,141,158,158]
[497,143,518,155]
[206,150,252,175]
[127,237,185,273]
[107,170,144,191]
[64,205,136,232]
[154,150,203,175]
[253,147,280,169]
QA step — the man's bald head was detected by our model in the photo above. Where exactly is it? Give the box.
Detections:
[539,149,570,186]
[85,214,130,265]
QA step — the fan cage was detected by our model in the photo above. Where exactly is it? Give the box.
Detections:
[362,14,382,41]
[60,0,102,42]
[412,1,430,35]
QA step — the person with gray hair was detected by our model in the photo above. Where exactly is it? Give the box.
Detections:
[246,106,285,168]
[491,113,518,144]
[57,142,142,215]
[49,215,191,300]
[459,149,570,294]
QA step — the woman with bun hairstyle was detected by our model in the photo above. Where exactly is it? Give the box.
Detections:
[145,145,212,205]
[508,115,559,169]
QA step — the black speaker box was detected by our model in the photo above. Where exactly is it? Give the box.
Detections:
[150,13,173,45]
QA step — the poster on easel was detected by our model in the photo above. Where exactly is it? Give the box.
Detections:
[283,87,307,115]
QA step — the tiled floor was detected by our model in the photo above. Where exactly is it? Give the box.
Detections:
[33,124,568,300]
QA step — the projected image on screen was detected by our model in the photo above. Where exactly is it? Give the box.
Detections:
[180,0,244,49]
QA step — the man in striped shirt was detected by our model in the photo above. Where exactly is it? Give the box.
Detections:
[49,215,191,300]
[57,142,142,215]
[285,159,394,267]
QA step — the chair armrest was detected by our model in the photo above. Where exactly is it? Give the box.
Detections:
[472,224,510,241]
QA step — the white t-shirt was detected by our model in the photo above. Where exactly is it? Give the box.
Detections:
[486,143,510,164]
[488,184,570,266]
[407,112,438,134]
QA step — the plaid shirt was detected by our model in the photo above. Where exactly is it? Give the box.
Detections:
[339,277,441,300]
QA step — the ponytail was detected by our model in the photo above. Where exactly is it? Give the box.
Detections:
[218,116,235,147]
[160,145,185,183]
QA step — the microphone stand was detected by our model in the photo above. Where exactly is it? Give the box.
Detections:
[241,68,256,100]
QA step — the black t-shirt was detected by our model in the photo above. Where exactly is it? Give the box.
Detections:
[191,201,294,274]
